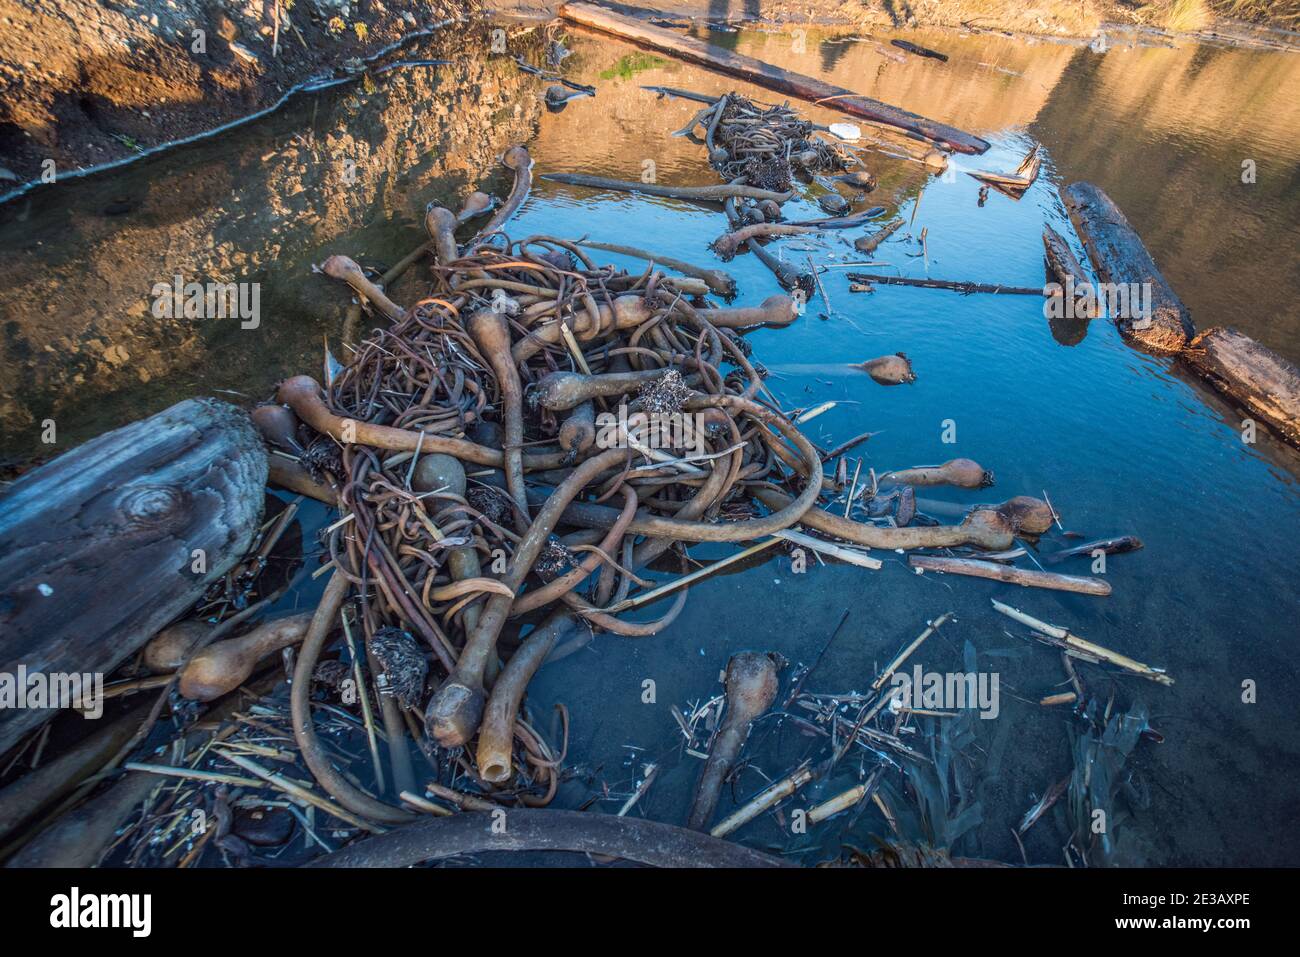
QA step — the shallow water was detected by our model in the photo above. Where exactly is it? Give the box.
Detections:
[3,20,1299,865]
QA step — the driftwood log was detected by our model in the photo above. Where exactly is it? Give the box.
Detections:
[1182,327,1300,447]
[1062,183,1195,354]
[560,2,989,154]
[845,273,1042,296]
[0,398,267,755]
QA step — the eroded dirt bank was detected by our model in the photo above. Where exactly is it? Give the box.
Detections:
[0,21,548,455]
[0,0,485,182]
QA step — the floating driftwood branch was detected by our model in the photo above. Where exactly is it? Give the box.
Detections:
[846,272,1043,295]
[991,599,1173,685]
[967,145,1041,193]
[910,555,1112,596]
[892,38,949,62]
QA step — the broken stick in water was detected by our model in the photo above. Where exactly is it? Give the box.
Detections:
[910,555,1112,596]
[991,599,1173,685]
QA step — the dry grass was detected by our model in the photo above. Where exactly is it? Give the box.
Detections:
[1160,0,1213,31]
[1212,0,1300,28]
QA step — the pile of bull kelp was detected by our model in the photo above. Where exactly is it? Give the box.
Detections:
[0,88,1168,865]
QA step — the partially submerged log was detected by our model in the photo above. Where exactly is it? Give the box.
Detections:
[1182,327,1300,447]
[0,398,267,755]
[1062,183,1195,354]
[559,3,989,154]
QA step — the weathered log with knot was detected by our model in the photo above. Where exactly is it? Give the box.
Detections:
[0,398,267,754]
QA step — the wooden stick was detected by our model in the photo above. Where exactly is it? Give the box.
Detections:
[845,272,1043,295]
[808,775,880,824]
[911,555,1111,596]
[710,766,813,838]
[892,38,948,62]
[603,538,783,613]
[991,599,1172,685]
[871,611,954,691]
[122,762,264,790]
[1040,692,1077,707]
[617,763,659,817]
[399,791,453,816]
[773,529,882,570]
[562,3,989,153]
[214,749,386,833]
